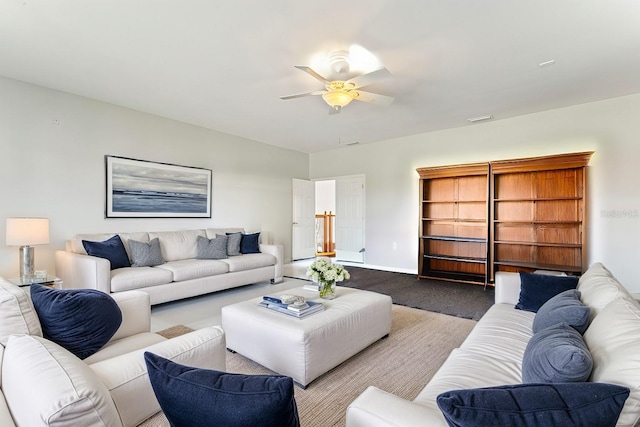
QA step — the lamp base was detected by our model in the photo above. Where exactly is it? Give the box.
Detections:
[19,245,35,280]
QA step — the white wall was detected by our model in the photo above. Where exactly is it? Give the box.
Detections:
[315,180,335,214]
[4,75,640,291]
[0,77,309,278]
[310,93,640,291]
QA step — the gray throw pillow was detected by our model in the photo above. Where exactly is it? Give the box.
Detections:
[223,233,242,256]
[129,238,164,267]
[197,235,228,260]
[522,322,593,383]
[533,289,590,334]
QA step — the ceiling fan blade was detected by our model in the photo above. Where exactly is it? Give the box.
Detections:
[294,66,330,85]
[280,90,326,100]
[352,90,395,106]
[346,68,392,89]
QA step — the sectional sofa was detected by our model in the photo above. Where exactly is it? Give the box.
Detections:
[55,228,283,305]
[347,263,640,426]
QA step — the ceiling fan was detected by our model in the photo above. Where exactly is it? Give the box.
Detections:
[280,64,394,115]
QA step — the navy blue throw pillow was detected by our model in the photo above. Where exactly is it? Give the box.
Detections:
[30,285,122,359]
[240,232,261,254]
[144,352,300,427]
[82,235,131,270]
[437,383,629,427]
[515,272,579,313]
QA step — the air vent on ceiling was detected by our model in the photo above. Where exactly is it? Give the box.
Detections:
[467,115,494,123]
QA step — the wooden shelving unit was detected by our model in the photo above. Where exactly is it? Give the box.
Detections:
[417,163,489,284]
[417,152,593,286]
[489,152,593,280]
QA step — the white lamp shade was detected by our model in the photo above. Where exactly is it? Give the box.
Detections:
[6,218,50,246]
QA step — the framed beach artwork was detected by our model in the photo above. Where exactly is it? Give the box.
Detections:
[105,155,212,218]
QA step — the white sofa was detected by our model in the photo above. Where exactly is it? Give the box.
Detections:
[0,277,226,427]
[55,228,283,305]
[347,263,640,427]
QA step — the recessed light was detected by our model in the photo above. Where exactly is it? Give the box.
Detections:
[467,115,494,123]
[539,59,556,68]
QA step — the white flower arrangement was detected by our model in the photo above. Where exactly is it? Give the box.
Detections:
[306,258,350,285]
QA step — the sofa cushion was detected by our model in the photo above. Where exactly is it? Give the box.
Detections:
[221,253,277,273]
[148,229,205,262]
[437,382,629,427]
[515,272,578,313]
[129,237,164,267]
[82,235,131,270]
[584,296,640,426]
[458,303,534,365]
[196,235,228,260]
[226,232,242,256]
[578,262,634,320]
[414,348,524,408]
[0,278,42,345]
[533,289,590,334]
[144,352,300,427]
[241,232,261,254]
[31,285,122,359]
[155,259,229,282]
[522,323,592,383]
[3,335,123,427]
[110,266,174,292]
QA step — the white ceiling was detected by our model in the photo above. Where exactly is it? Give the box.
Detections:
[2,1,640,153]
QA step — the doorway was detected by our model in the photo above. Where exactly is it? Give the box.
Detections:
[291,175,365,264]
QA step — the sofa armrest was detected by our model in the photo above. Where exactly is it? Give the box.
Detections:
[347,386,447,427]
[89,326,226,427]
[110,291,151,340]
[260,244,283,283]
[494,271,522,305]
[55,250,111,294]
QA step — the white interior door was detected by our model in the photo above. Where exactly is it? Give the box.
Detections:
[292,178,316,260]
[335,175,365,263]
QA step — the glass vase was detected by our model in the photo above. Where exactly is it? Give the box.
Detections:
[319,281,336,300]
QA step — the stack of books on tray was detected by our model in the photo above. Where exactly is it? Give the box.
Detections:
[259,295,324,318]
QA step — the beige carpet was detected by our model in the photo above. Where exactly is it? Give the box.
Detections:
[140,305,476,427]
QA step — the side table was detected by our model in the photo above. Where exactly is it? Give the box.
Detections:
[8,275,63,289]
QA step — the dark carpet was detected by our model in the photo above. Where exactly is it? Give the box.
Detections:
[339,266,494,321]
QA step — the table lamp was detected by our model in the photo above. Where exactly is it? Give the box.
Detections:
[6,218,50,279]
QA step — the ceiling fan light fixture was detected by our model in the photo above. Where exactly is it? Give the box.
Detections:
[328,50,350,75]
[322,90,354,109]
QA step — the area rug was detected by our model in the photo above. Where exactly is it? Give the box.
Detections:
[340,266,494,320]
[140,305,476,427]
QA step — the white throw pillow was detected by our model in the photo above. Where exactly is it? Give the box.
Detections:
[583,296,640,427]
[2,335,122,427]
[577,262,633,320]
[0,279,42,345]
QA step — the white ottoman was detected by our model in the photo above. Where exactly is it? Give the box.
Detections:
[221,286,392,387]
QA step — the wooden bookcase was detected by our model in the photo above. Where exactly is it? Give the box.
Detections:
[417,163,489,284]
[490,152,593,280]
[417,152,593,286]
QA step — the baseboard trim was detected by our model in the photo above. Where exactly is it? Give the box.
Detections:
[338,262,417,275]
